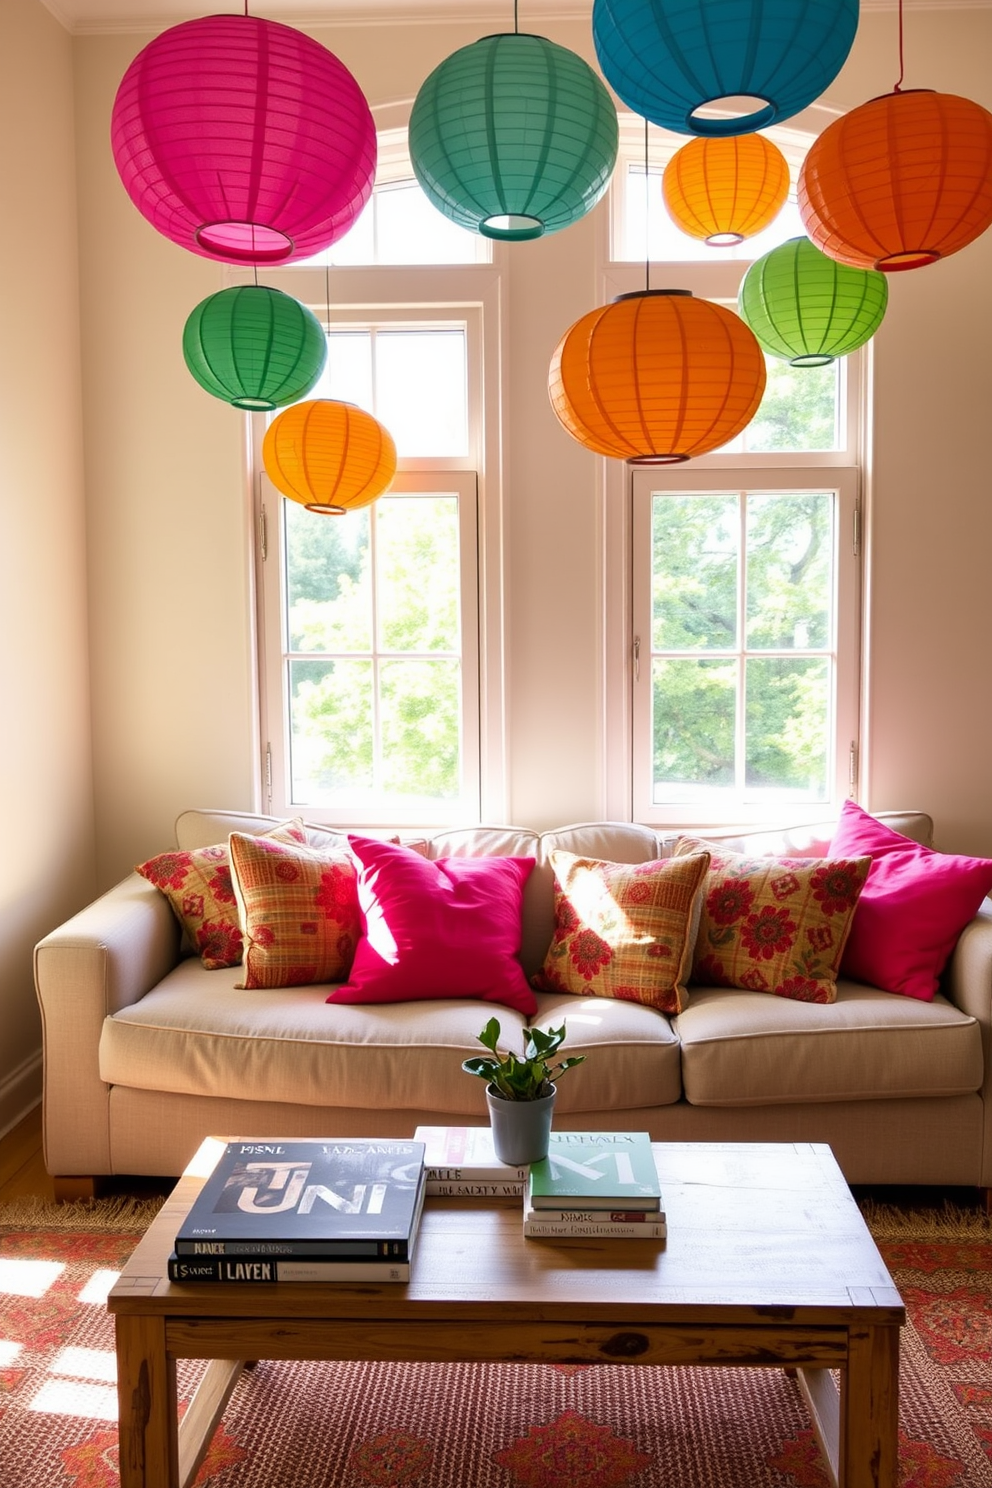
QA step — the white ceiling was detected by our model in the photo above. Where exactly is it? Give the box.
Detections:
[39,0,992,38]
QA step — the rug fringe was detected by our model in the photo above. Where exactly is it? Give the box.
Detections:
[861,1197,992,1240]
[0,1195,166,1232]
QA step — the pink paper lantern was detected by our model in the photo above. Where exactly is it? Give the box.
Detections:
[111,15,376,265]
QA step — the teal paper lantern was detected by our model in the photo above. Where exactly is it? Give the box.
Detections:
[738,237,888,367]
[183,286,327,410]
[408,33,618,241]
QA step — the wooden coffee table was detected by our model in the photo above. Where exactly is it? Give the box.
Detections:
[109,1139,903,1488]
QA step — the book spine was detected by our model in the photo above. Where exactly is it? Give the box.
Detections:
[424,1164,528,1183]
[523,1217,668,1239]
[426,1180,525,1198]
[168,1255,410,1283]
[526,1208,666,1224]
[174,1237,411,1260]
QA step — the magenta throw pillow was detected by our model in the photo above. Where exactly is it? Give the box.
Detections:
[326,836,537,1013]
[829,799,992,1001]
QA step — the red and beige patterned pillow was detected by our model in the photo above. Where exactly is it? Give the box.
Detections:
[533,849,712,1015]
[674,836,871,1004]
[136,819,306,969]
[229,832,361,990]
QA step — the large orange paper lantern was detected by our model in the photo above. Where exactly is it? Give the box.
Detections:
[663,135,790,247]
[799,90,992,271]
[549,290,767,464]
[263,401,397,514]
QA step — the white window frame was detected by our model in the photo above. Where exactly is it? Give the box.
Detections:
[238,255,508,830]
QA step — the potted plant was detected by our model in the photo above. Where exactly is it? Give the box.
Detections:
[462,1017,585,1165]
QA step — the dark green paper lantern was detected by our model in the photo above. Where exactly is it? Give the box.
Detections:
[738,237,888,368]
[183,285,327,410]
[408,33,618,241]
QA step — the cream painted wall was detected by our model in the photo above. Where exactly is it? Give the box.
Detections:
[0,0,93,1130]
[71,7,992,889]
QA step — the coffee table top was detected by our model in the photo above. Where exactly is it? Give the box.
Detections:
[109,1139,903,1328]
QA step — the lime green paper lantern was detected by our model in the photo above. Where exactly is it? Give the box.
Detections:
[183,285,327,410]
[738,237,888,368]
[408,33,618,241]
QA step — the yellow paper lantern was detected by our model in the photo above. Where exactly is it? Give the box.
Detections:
[663,135,790,247]
[262,400,397,514]
[549,290,767,464]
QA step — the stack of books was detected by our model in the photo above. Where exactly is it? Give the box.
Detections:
[167,1137,426,1284]
[523,1131,667,1239]
[414,1124,527,1197]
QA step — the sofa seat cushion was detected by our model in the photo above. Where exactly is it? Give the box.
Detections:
[98,965,683,1114]
[676,983,983,1107]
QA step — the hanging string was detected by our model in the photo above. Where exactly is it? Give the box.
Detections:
[644,117,651,292]
[893,0,905,92]
[325,264,331,337]
[513,0,519,33]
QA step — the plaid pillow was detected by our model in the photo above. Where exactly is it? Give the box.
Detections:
[136,819,306,969]
[674,836,871,1003]
[229,833,360,990]
[533,850,712,1014]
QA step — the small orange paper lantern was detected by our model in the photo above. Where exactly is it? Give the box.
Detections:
[663,134,790,247]
[549,290,767,465]
[799,89,992,271]
[262,400,397,514]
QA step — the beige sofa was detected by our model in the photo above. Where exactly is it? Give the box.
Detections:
[34,807,992,1198]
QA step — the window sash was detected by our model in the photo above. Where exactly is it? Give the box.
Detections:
[630,465,861,828]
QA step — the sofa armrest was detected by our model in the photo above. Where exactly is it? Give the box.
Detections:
[943,901,992,1186]
[34,873,180,1177]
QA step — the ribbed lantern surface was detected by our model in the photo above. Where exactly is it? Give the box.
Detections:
[799,90,992,271]
[663,134,790,245]
[183,287,328,410]
[111,15,376,264]
[592,0,859,137]
[549,290,767,464]
[738,237,888,366]
[263,401,397,514]
[409,33,618,240]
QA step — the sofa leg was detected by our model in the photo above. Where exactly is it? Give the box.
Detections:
[979,1187,992,1216]
[53,1176,105,1203]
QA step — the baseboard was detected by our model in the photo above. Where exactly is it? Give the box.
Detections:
[0,1050,42,1140]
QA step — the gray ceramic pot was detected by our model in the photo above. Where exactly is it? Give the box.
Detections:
[486,1083,556,1166]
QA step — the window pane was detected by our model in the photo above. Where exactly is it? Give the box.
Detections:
[375,330,468,456]
[376,183,482,264]
[312,332,374,411]
[324,201,376,265]
[652,657,736,801]
[746,493,833,650]
[376,497,460,652]
[624,164,806,264]
[289,658,373,803]
[745,657,830,800]
[286,503,371,653]
[652,494,738,650]
[745,360,840,453]
[380,659,461,801]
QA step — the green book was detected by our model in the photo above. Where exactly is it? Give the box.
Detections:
[527,1131,662,1211]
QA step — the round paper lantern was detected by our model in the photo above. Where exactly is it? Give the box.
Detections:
[408,33,618,240]
[111,15,376,265]
[549,290,767,464]
[262,401,397,514]
[739,237,888,365]
[591,0,859,137]
[663,134,790,245]
[183,287,327,411]
[799,90,992,271]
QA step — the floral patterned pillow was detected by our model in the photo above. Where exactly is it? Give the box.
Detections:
[136,819,306,970]
[229,832,360,990]
[673,837,872,1003]
[532,849,712,1014]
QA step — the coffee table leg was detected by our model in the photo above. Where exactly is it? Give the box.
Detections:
[839,1324,900,1488]
[116,1314,179,1488]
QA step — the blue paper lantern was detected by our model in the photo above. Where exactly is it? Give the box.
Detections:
[592,0,860,137]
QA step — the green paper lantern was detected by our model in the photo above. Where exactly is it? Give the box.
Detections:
[183,286,327,410]
[738,237,888,368]
[408,33,618,241]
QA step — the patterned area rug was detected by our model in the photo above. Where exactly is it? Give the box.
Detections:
[0,1196,990,1488]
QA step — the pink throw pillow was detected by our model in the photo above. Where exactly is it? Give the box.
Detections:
[327,836,537,1014]
[829,799,992,1001]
